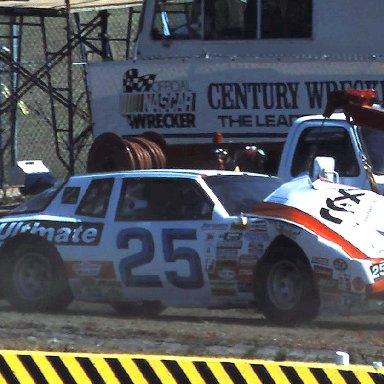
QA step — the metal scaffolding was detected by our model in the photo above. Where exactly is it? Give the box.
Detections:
[0,0,141,181]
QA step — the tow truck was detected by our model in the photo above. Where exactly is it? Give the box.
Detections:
[85,0,384,193]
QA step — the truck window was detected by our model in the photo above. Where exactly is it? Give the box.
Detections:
[358,126,384,175]
[291,126,359,178]
[152,0,312,40]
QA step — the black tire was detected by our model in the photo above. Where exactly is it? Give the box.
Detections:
[2,241,73,312]
[254,246,320,326]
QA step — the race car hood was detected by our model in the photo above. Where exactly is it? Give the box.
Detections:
[257,176,384,260]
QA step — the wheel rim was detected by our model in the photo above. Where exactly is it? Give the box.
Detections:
[13,251,53,301]
[267,260,303,311]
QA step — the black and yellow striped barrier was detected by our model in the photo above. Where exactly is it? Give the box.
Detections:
[0,350,383,383]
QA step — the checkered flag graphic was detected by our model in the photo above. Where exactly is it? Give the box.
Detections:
[123,69,156,93]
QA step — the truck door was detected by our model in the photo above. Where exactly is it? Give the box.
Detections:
[289,123,367,188]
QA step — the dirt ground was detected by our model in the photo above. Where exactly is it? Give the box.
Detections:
[0,300,383,366]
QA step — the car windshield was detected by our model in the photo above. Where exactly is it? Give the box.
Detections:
[204,174,281,215]
[357,126,384,175]
[10,181,64,215]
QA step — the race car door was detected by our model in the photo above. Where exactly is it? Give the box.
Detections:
[113,176,215,306]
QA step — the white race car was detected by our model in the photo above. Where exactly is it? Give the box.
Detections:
[1,169,384,325]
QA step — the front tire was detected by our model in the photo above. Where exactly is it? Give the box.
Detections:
[254,246,320,325]
[2,241,73,312]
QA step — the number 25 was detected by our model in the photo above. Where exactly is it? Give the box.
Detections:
[117,227,204,289]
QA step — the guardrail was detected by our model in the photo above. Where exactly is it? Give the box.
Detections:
[0,350,383,383]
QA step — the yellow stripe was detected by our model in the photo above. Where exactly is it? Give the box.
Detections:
[0,371,8,384]
[31,355,63,384]
[118,357,148,384]
[89,356,120,384]
[3,355,34,384]
[206,361,234,383]
[60,355,92,384]
[267,365,292,384]
[323,367,347,383]
[148,359,178,384]
[234,362,263,384]
[177,360,205,384]
[292,366,320,384]
[354,370,376,384]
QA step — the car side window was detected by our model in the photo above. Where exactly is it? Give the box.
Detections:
[116,178,213,221]
[61,187,81,205]
[76,178,114,218]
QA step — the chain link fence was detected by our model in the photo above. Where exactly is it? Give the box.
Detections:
[0,5,141,185]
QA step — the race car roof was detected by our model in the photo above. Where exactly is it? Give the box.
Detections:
[0,0,142,15]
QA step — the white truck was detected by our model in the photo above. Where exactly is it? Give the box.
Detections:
[277,89,384,194]
[86,0,384,192]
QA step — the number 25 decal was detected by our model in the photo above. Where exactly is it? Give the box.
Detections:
[371,261,384,281]
[117,227,204,289]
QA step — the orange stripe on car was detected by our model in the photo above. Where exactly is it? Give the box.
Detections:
[254,202,370,261]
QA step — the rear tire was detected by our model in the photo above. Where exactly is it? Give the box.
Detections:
[2,241,73,312]
[254,246,320,325]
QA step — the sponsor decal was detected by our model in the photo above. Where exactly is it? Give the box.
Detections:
[238,254,257,282]
[209,260,237,280]
[320,189,365,224]
[216,248,238,258]
[65,261,116,278]
[312,256,329,266]
[120,69,196,130]
[248,241,265,256]
[333,258,348,271]
[223,232,242,241]
[0,221,103,245]
[217,240,242,249]
[313,265,333,279]
[205,258,215,273]
[239,254,257,267]
[202,223,228,230]
[237,268,253,282]
[217,268,236,281]
[371,261,384,281]
[248,221,267,232]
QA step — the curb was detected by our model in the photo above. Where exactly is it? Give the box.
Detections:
[0,350,382,383]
